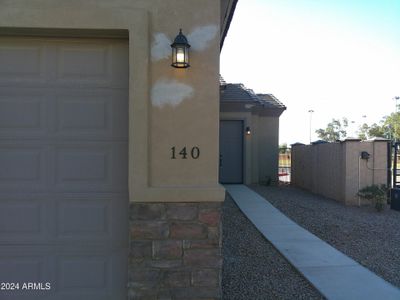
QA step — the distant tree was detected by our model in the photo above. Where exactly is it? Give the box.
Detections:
[357,112,399,140]
[279,143,289,153]
[315,118,348,142]
[357,123,370,140]
[357,123,385,140]
[383,112,400,140]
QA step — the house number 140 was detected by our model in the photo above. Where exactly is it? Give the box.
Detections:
[171,146,200,159]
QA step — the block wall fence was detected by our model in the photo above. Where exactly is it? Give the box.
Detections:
[291,139,390,205]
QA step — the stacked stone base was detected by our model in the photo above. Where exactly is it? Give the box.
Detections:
[129,202,222,300]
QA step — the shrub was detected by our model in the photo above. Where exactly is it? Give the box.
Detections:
[358,184,388,212]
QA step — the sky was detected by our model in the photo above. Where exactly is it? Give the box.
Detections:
[220,0,400,145]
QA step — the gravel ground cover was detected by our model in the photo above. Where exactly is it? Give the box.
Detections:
[222,195,324,299]
[250,185,400,289]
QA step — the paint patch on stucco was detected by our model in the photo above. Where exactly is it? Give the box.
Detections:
[187,25,218,51]
[151,79,194,108]
[151,25,218,62]
[151,33,172,61]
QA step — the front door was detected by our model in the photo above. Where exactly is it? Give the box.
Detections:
[219,120,243,183]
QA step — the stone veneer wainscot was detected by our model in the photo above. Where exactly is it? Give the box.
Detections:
[129,202,222,299]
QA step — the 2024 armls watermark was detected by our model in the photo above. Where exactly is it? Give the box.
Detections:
[1,282,51,291]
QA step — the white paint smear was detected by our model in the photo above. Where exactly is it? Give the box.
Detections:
[151,33,172,61]
[151,79,194,108]
[187,25,218,51]
[151,25,218,62]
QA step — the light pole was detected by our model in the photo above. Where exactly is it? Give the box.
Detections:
[350,120,355,137]
[308,109,314,144]
[394,96,399,142]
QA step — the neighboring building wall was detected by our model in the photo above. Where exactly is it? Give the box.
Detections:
[219,111,280,185]
[292,139,389,205]
[257,116,280,185]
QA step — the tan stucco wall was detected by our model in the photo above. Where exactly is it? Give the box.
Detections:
[292,140,389,205]
[0,0,225,202]
[257,116,280,184]
[220,111,280,185]
[344,140,389,205]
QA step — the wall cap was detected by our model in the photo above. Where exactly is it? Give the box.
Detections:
[342,137,362,142]
[291,142,306,147]
[366,137,391,142]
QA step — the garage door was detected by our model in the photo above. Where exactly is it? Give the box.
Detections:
[0,36,129,300]
[219,120,243,183]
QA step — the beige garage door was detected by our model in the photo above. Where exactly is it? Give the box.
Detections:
[0,36,129,300]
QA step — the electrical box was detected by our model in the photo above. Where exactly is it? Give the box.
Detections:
[360,151,370,160]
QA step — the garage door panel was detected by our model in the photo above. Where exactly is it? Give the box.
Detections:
[54,145,127,192]
[56,44,112,84]
[0,146,47,192]
[0,194,127,245]
[0,200,43,234]
[0,43,46,83]
[57,97,109,132]
[53,90,127,139]
[0,249,52,300]
[54,249,127,300]
[0,149,42,180]
[56,148,109,182]
[0,256,45,283]
[0,247,127,300]
[57,198,110,237]
[0,97,44,130]
[58,256,107,289]
[55,195,128,243]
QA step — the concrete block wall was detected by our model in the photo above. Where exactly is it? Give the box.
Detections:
[291,139,389,205]
[129,202,222,299]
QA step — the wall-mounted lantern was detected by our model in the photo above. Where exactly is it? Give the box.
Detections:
[171,29,190,68]
[246,126,251,135]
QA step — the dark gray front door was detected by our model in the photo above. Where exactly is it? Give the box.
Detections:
[219,120,243,183]
[0,36,129,300]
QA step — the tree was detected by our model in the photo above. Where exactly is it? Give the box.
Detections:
[279,143,289,153]
[315,118,348,142]
[357,122,385,140]
[357,112,400,140]
[357,123,370,140]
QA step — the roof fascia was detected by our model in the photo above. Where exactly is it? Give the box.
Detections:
[220,0,238,50]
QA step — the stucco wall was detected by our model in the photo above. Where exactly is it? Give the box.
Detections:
[0,0,224,203]
[257,116,280,184]
[0,2,225,299]
[344,140,389,205]
[292,140,389,205]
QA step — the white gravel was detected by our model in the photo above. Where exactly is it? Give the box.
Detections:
[222,194,324,299]
[250,185,400,289]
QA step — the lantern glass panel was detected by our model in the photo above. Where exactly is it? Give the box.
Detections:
[184,47,189,65]
[172,47,177,65]
[176,47,185,63]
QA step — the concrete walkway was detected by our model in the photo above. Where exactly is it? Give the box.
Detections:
[225,185,400,300]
